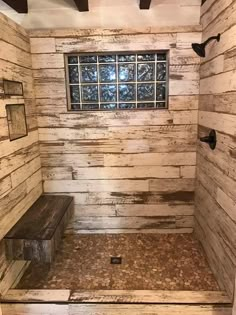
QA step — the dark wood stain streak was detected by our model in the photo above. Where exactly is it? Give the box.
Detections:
[170,74,184,80]
[161,191,195,202]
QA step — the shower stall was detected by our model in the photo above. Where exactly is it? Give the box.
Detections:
[0,0,235,314]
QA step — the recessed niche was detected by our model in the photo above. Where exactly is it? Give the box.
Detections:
[3,79,24,96]
[6,104,28,141]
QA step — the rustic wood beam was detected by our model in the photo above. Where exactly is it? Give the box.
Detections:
[139,0,152,9]
[74,0,89,12]
[1,0,28,13]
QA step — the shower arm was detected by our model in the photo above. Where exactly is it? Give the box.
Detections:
[202,34,220,47]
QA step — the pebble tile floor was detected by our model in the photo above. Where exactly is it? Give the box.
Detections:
[17,234,219,291]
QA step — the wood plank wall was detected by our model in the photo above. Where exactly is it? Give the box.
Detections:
[195,0,236,300]
[0,13,42,296]
[30,26,201,234]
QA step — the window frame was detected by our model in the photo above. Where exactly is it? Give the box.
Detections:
[65,50,169,112]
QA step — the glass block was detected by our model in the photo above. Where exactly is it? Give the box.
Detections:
[100,85,117,102]
[137,83,155,101]
[119,103,136,109]
[70,85,80,103]
[156,63,166,81]
[99,55,116,63]
[100,103,117,110]
[156,102,166,108]
[71,104,81,110]
[119,84,135,101]
[118,64,135,82]
[68,56,78,64]
[156,84,166,101]
[137,54,155,61]
[79,55,97,63]
[69,65,79,84]
[99,64,116,82]
[137,103,155,109]
[82,103,99,110]
[81,85,98,102]
[80,65,97,83]
[156,54,167,61]
[137,63,155,81]
[118,55,136,62]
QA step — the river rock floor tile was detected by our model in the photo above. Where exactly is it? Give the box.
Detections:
[16,233,219,291]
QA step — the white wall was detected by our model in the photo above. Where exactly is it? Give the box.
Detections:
[0,0,201,29]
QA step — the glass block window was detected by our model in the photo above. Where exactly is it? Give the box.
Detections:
[66,52,168,111]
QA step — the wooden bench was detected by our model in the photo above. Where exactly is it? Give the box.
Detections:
[4,195,74,263]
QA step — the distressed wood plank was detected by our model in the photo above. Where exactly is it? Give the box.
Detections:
[29,26,202,38]
[32,53,64,69]
[2,289,230,304]
[39,125,197,141]
[66,216,194,231]
[44,180,149,193]
[149,179,195,192]
[37,110,197,128]
[104,152,196,167]
[115,204,194,216]
[30,38,56,54]
[66,191,195,205]
[69,290,231,304]
[55,34,177,53]
[66,228,194,234]
[72,166,180,180]
[1,303,231,315]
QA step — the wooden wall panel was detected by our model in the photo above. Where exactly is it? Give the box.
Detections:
[0,14,42,296]
[30,27,200,234]
[195,0,236,300]
[0,302,232,315]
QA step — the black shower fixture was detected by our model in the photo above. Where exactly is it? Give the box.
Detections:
[192,33,221,57]
[200,129,217,150]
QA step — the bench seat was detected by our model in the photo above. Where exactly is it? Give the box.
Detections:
[4,195,74,263]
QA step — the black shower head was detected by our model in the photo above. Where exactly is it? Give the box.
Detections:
[192,33,221,57]
[192,43,206,58]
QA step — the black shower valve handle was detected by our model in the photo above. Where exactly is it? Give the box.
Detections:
[199,129,217,150]
[200,135,213,143]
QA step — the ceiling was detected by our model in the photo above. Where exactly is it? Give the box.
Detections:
[0,0,201,29]
[1,0,152,12]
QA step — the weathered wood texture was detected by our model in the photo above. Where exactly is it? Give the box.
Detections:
[30,27,201,234]
[1,289,231,304]
[0,13,42,296]
[4,195,74,263]
[234,276,236,314]
[0,302,232,315]
[195,0,236,301]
